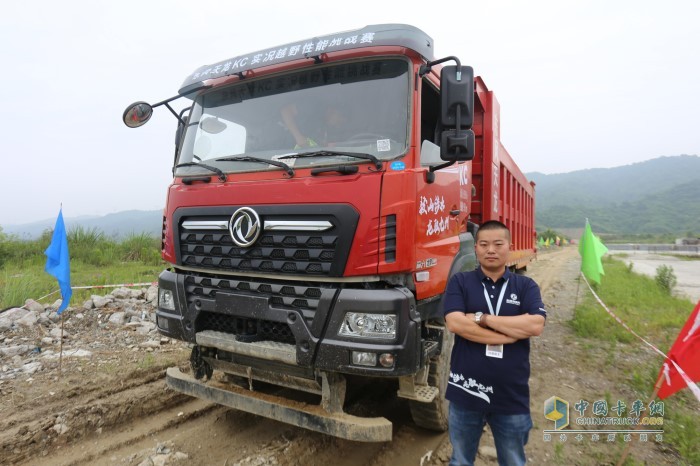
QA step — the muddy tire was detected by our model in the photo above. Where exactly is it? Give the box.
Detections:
[409,326,454,431]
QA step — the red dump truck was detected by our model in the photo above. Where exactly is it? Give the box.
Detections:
[123,24,536,442]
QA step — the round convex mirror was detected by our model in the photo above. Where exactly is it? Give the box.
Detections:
[123,102,153,128]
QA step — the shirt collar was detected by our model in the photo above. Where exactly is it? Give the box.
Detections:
[476,266,512,284]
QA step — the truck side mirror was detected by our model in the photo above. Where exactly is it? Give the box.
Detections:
[440,128,474,161]
[440,65,474,128]
[440,65,475,161]
[123,102,153,128]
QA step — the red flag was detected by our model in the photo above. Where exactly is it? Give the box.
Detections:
[657,301,700,400]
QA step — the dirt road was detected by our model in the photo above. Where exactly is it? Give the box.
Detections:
[1,248,683,465]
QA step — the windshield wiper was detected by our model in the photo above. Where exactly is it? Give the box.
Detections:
[174,162,226,182]
[214,156,295,177]
[278,150,382,170]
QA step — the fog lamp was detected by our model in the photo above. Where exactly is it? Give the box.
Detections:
[339,313,397,339]
[159,289,175,311]
[157,315,170,331]
[379,353,395,368]
[352,351,377,367]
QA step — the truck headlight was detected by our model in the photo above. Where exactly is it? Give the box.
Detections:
[159,289,175,311]
[339,313,396,339]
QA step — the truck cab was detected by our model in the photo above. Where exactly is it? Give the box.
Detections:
[124,23,534,442]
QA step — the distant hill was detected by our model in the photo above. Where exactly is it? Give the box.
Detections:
[531,154,700,235]
[2,210,162,239]
[4,155,699,239]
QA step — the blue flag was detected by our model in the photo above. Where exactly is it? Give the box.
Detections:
[45,209,72,314]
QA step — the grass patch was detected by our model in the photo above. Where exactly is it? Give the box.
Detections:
[1,260,163,308]
[664,411,700,465]
[0,228,163,309]
[138,353,156,369]
[572,256,698,465]
[571,256,690,348]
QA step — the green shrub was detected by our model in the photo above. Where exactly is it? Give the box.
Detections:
[655,265,677,295]
[119,233,162,264]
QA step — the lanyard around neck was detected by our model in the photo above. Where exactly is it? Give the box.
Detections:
[482,279,509,316]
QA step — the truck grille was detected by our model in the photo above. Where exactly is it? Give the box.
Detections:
[180,231,336,275]
[173,205,358,277]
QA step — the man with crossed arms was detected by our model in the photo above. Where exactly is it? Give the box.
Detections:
[444,220,547,466]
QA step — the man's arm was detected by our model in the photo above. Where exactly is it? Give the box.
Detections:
[280,104,308,147]
[445,311,518,345]
[481,313,545,340]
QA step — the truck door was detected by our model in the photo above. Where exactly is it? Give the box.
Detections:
[414,77,467,301]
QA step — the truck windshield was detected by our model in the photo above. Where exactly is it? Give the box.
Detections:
[176,58,410,176]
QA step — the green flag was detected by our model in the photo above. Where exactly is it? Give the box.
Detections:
[578,220,608,283]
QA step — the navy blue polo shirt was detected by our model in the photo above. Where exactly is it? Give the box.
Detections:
[443,267,546,414]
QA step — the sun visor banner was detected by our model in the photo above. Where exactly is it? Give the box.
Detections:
[179,24,434,95]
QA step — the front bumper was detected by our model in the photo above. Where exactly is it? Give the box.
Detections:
[156,269,422,376]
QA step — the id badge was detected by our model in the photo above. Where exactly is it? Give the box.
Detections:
[486,344,504,359]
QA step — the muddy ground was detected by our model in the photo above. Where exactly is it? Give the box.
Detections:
[0,248,691,465]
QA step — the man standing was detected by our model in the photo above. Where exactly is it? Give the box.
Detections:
[443,220,546,466]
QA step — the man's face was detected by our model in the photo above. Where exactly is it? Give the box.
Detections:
[475,228,511,271]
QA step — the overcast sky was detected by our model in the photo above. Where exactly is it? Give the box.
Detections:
[2,0,699,225]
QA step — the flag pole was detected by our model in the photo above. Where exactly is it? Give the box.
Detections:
[614,376,664,466]
[573,220,586,312]
[573,272,582,311]
[59,311,64,376]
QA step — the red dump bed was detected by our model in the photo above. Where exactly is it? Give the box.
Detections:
[470,77,536,269]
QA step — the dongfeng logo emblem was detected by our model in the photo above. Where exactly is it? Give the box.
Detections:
[229,207,261,247]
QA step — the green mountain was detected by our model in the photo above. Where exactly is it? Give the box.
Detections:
[531,155,700,235]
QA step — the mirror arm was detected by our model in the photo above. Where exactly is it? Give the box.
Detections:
[152,94,190,126]
[419,56,462,78]
[164,102,185,126]
[426,160,456,184]
[429,160,456,174]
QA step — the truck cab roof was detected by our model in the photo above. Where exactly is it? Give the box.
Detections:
[179,24,434,95]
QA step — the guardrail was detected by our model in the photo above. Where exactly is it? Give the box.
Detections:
[607,244,700,254]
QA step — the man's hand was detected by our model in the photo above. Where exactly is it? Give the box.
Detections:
[445,312,518,345]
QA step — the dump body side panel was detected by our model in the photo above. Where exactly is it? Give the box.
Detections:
[471,78,536,267]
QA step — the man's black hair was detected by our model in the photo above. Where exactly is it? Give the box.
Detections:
[476,220,511,241]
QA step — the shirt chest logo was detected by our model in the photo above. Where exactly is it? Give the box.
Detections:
[506,293,520,306]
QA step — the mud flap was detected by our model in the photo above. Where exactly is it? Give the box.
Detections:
[166,367,393,442]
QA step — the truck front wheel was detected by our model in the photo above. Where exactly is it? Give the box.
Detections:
[409,326,454,431]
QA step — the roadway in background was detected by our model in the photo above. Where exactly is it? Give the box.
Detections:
[609,251,700,304]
